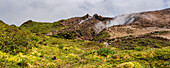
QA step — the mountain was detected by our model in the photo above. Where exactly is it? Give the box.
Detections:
[0,8,170,68]
[44,8,170,41]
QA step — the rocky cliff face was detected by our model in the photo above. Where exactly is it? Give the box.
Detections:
[106,8,170,28]
[48,8,170,40]
[132,8,170,28]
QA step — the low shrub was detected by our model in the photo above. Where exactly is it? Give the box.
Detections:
[112,36,170,50]
[93,31,110,41]
[58,44,64,49]
[97,48,115,57]
[53,32,75,39]
[30,37,39,41]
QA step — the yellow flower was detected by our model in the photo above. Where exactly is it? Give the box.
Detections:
[8,56,18,61]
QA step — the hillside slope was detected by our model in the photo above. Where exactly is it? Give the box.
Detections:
[45,8,170,41]
[0,8,170,68]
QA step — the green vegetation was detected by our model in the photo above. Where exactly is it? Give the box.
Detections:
[58,44,65,49]
[53,32,76,39]
[0,20,170,68]
[93,31,110,41]
[112,37,170,50]
[0,21,42,55]
[20,20,65,34]
[97,48,115,57]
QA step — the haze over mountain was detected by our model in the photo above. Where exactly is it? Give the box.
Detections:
[0,0,170,26]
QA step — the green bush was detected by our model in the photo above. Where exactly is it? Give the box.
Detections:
[31,37,39,41]
[93,31,110,41]
[97,48,115,57]
[53,32,75,39]
[58,44,64,49]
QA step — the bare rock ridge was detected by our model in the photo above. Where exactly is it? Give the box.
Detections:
[47,8,170,40]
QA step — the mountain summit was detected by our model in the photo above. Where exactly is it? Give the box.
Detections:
[44,8,170,41]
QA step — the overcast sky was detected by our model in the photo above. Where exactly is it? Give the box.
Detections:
[0,0,170,26]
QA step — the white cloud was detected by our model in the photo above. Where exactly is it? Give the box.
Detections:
[167,1,170,7]
[0,0,168,26]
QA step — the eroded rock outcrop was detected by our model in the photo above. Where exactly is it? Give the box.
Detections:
[47,8,170,40]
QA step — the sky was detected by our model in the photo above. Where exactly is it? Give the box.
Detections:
[0,0,170,26]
